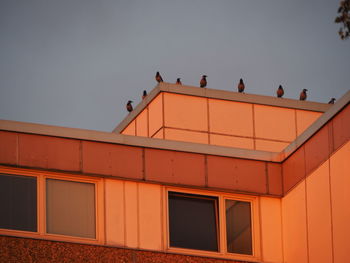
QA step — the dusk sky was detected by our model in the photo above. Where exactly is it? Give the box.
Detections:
[1,0,349,132]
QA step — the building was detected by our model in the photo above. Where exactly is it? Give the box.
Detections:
[0,82,349,263]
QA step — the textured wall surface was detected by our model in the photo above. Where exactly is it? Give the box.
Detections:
[0,235,254,263]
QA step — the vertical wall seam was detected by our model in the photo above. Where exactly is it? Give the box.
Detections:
[258,197,264,261]
[305,180,310,263]
[40,173,46,235]
[303,146,307,179]
[328,159,335,263]
[146,107,149,138]
[280,198,285,262]
[265,163,269,195]
[135,117,138,136]
[16,133,19,165]
[79,141,83,173]
[162,93,165,139]
[204,155,208,187]
[281,162,285,196]
[207,98,211,144]
[252,104,256,150]
[331,119,336,153]
[136,183,140,249]
[302,146,310,263]
[123,181,127,246]
[295,109,298,137]
[328,122,334,158]
[103,178,107,245]
[142,148,146,181]
[160,186,164,251]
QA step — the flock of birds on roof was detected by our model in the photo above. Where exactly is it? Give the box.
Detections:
[126,72,336,113]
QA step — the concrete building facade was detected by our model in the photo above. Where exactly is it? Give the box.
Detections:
[0,83,349,263]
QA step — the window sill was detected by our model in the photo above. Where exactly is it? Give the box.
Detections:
[0,229,102,246]
[166,246,260,262]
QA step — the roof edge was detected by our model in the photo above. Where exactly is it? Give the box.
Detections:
[113,82,331,133]
[113,85,160,133]
[1,90,348,163]
[278,89,350,160]
[160,83,331,111]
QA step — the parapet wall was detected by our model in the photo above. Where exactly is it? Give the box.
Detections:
[119,83,328,152]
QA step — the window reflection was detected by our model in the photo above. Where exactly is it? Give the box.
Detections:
[168,192,219,251]
[226,199,252,255]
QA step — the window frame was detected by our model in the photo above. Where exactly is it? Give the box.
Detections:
[165,187,260,262]
[0,166,104,245]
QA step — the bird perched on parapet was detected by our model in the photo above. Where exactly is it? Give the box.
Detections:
[155,72,163,83]
[126,100,133,112]
[328,98,336,104]
[142,90,147,100]
[299,89,308,101]
[237,78,245,93]
[200,75,207,88]
[176,78,182,85]
[277,85,284,98]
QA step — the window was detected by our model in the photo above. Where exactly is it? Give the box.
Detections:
[46,178,96,239]
[0,174,37,232]
[226,199,252,255]
[167,190,255,258]
[168,192,218,251]
[0,167,101,243]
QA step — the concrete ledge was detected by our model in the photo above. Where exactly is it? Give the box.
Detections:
[0,119,280,162]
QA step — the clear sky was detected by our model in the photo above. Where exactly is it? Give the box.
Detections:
[0,0,349,132]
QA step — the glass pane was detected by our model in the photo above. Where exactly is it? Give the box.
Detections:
[226,199,252,255]
[46,179,95,238]
[0,174,37,232]
[168,192,218,251]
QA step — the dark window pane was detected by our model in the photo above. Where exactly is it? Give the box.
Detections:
[168,192,218,251]
[0,174,37,232]
[226,200,252,255]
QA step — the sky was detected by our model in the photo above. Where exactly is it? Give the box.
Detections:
[0,0,349,132]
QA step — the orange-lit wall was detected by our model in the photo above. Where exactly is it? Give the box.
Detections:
[282,141,350,263]
[0,164,282,263]
[77,178,285,262]
[106,181,284,263]
[121,93,322,152]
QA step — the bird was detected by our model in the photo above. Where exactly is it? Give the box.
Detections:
[328,98,336,104]
[176,78,182,85]
[126,100,133,112]
[155,72,163,83]
[277,85,284,98]
[200,75,207,88]
[299,89,308,101]
[237,78,245,93]
[142,90,147,100]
